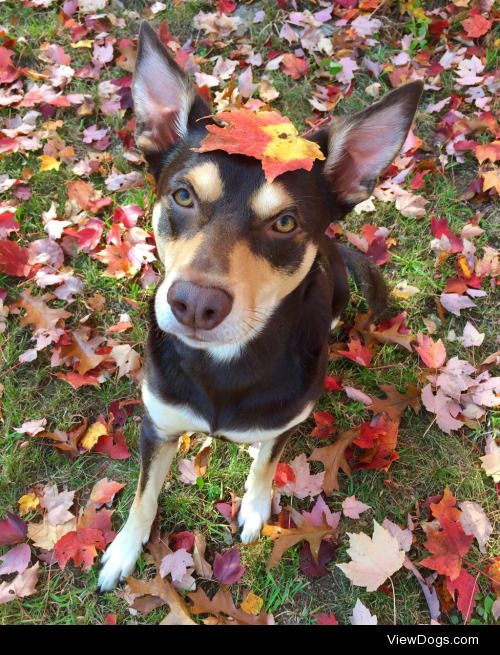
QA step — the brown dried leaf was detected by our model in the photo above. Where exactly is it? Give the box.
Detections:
[126,574,195,625]
[189,587,272,625]
[308,429,358,494]
[368,384,421,421]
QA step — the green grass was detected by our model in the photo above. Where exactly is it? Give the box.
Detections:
[0,0,498,626]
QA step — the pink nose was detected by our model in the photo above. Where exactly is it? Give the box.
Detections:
[167,281,233,331]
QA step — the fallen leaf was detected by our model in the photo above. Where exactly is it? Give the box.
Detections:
[160,548,194,583]
[54,528,106,571]
[127,574,195,625]
[446,568,479,622]
[240,592,264,616]
[368,384,421,422]
[189,587,273,625]
[0,513,28,546]
[337,521,405,592]
[39,484,75,526]
[458,501,492,554]
[349,599,377,625]
[415,335,447,369]
[0,544,31,575]
[430,486,461,524]
[342,495,371,519]
[309,430,357,494]
[213,548,245,585]
[420,519,473,581]
[0,563,39,605]
[90,478,125,506]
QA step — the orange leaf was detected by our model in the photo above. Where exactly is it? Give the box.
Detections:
[420,519,473,581]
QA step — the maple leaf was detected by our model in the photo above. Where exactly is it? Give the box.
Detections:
[274,463,295,487]
[301,495,340,530]
[196,109,325,183]
[189,587,273,625]
[159,548,194,583]
[421,385,463,434]
[90,478,125,507]
[93,429,131,460]
[0,513,27,546]
[430,486,461,524]
[80,421,108,451]
[0,544,31,576]
[350,599,377,625]
[127,574,195,625]
[39,484,75,526]
[353,415,400,471]
[342,495,371,519]
[77,505,114,545]
[262,513,337,570]
[0,563,39,606]
[281,53,308,80]
[461,13,492,39]
[415,334,447,368]
[446,568,479,623]
[337,521,405,592]
[54,528,106,571]
[213,548,246,585]
[458,501,493,554]
[335,337,373,367]
[310,411,335,439]
[480,436,500,483]
[27,516,76,550]
[368,384,421,422]
[278,453,324,499]
[18,492,39,516]
[240,592,264,616]
[314,612,339,625]
[309,430,357,494]
[420,519,473,581]
[0,239,30,276]
[323,375,342,391]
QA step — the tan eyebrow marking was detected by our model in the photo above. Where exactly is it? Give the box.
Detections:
[250,182,294,221]
[184,161,224,203]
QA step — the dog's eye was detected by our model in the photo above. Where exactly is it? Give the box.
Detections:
[173,188,194,208]
[272,215,297,234]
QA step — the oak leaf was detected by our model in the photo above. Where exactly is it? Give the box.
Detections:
[368,384,421,422]
[127,574,195,625]
[60,329,106,374]
[262,513,337,570]
[309,430,357,494]
[189,587,273,625]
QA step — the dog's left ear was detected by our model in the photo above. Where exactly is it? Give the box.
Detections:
[323,81,423,208]
[133,22,210,172]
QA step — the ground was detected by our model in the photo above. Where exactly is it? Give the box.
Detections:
[0,0,498,626]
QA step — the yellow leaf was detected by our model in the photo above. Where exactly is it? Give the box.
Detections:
[178,432,193,454]
[481,168,500,194]
[38,155,60,172]
[18,492,40,516]
[391,281,420,300]
[261,122,325,164]
[240,592,264,615]
[80,422,107,451]
[70,40,93,48]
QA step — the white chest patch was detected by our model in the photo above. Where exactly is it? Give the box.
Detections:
[142,381,314,444]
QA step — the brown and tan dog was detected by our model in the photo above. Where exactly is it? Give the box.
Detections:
[98,22,422,591]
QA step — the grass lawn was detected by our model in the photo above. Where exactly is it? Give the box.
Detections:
[0,0,498,625]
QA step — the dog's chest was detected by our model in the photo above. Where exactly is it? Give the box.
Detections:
[142,381,313,444]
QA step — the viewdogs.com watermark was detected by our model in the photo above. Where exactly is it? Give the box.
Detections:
[387,635,479,647]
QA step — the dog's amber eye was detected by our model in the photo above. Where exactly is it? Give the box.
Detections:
[272,215,297,234]
[173,188,194,208]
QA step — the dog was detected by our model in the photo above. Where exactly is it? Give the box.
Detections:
[98,22,423,591]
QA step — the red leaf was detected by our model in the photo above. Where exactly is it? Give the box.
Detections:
[336,338,372,367]
[105,613,117,625]
[299,540,337,578]
[415,334,447,369]
[213,548,246,585]
[353,415,400,471]
[281,54,309,80]
[54,528,106,571]
[216,0,236,13]
[323,375,342,392]
[461,13,492,39]
[94,430,131,460]
[430,486,461,525]
[420,519,473,581]
[89,478,125,506]
[446,569,479,622]
[0,239,30,276]
[314,612,339,625]
[170,531,195,552]
[0,513,28,546]
[311,411,335,439]
[274,463,296,488]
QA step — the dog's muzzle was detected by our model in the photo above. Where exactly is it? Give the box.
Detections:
[167,280,233,331]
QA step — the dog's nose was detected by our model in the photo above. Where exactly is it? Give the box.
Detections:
[167,281,233,331]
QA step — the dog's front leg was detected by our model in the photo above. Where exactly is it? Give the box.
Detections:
[98,414,178,591]
[239,431,290,544]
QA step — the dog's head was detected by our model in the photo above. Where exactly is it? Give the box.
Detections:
[133,23,422,359]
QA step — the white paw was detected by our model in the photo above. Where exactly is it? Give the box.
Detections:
[238,493,271,545]
[98,528,144,592]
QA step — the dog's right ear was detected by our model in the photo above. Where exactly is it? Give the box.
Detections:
[133,22,210,172]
